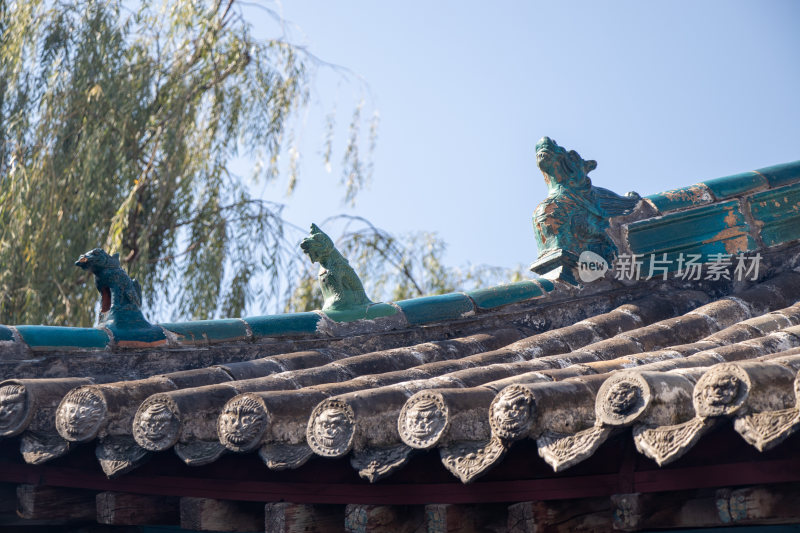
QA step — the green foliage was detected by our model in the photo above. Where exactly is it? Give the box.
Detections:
[287,216,526,312]
[0,0,374,325]
[0,0,521,327]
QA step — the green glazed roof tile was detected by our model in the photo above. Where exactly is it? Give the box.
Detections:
[244,312,321,338]
[396,293,475,325]
[321,307,369,323]
[755,160,800,188]
[319,303,399,323]
[748,184,800,247]
[628,200,755,257]
[535,278,555,292]
[0,325,14,342]
[160,319,249,344]
[701,171,767,200]
[15,325,110,351]
[108,324,167,348]
[645,184,715,213]
[365,303,399,320]
[468,281,544,310]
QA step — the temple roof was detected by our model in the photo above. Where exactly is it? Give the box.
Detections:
[1,158,800,511]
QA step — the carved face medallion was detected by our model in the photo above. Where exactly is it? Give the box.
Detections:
[307,401,355,457]
[406,401,444,438]
[218,396,267,451]
[139,403,178,441]
[491,388,533,439]
[596,373,654,426]
[314,408,350,449]
[0,384,27,435]
[694,365,749,418]
[56,388,105,441]
[132,399,180,451]
[399,395,446,448]
[607,382,641,415]
[703,375,740,407]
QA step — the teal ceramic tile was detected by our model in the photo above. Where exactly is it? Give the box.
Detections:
[628,200,755,258]
[109,324,167,348]
[0,326,14,342]
[321,307,367,323]
[365,303,399,320]
[160,319,249,344]
[15,326,109,351]
[748,184,800,247]
[396,293,475,325]
[702,171,767,200]
[536,278,555,292]
[468,281,543,310]
[645,184,715,213]
[244,312,321,338]
[322,302,400,323]
[755,160,800,188]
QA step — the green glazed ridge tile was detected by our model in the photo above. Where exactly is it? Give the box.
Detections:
[108,324,167,346]
[321,305,370,323]
[244,312,321,338]
[365,302,399,320]
[748,184,800,223]
[701,171,767,200]
[468,281,544,310]
[645,183,715,213]
[748,184,800,247]
[15,325,110,351]
[160,319,249,344]
[0,325,14,342]
[755,160,800,189]
[627,200,752,256]
[758,218,800,248]
[396,293,475,325]
[535,278,555,292]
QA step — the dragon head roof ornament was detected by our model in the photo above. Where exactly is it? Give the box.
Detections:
[530,137,641,283]
[75,248,162,342]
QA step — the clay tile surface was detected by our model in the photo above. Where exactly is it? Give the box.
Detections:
[2,161,800,521]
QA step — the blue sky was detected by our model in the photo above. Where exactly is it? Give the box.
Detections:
[240,0,800,273]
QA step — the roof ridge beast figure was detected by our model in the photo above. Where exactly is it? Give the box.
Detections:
[75,248,160,340]
[531,136,641,282]
[300,223,373,313]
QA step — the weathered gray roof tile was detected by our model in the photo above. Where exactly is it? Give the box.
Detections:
[4,256,800,488]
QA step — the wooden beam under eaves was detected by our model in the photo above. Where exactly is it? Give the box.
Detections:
[265,502,344,533]
[180,496,264,532]
[16,484,96,521]
[96,490,179,526]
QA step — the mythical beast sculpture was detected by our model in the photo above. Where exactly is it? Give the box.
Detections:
[531,137,640,282]
[75,248,162,342]
[300,223,373,313]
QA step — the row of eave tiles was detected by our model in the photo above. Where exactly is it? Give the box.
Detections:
[3,272,800,484]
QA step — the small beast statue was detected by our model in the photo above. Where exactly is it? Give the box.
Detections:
[300,224,373,312]
[75,248,154,332]
[531,137,640,281]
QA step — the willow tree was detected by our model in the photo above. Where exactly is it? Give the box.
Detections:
[0,0,374,325]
